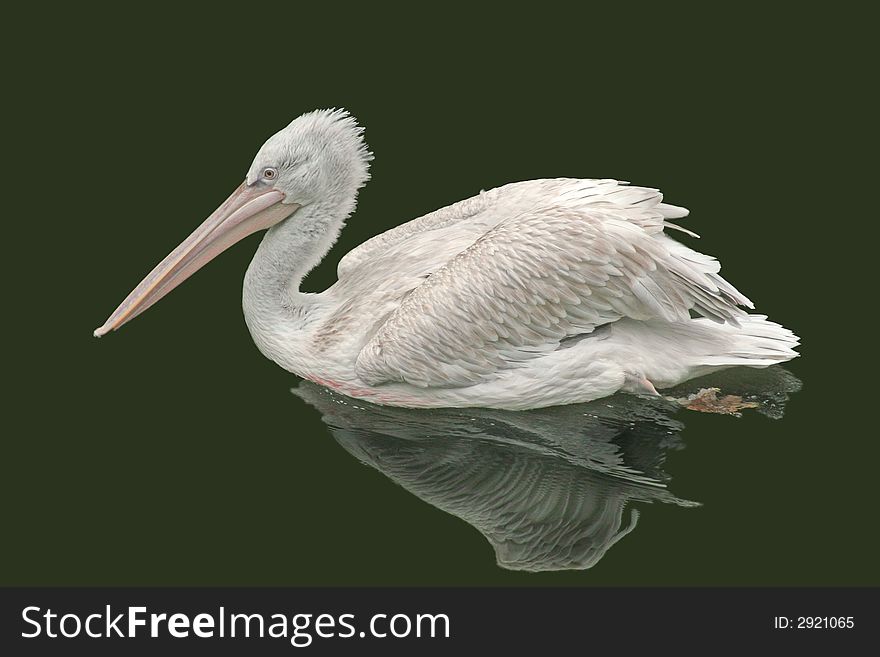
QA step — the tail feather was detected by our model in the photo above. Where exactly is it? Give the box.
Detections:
[611,315,799,391]
[698,314,799,367]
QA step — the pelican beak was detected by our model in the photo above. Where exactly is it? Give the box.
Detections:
[94,182,298,337]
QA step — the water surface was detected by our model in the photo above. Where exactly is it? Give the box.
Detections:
[295,367,800,573]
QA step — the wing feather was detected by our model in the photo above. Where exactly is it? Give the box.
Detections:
[338,179,750,388]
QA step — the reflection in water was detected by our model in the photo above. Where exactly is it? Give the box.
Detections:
[294,367,801,572]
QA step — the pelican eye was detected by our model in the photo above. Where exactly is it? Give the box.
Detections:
[262,167,278,181]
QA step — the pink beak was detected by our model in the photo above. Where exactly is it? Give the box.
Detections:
[94,182,298,337]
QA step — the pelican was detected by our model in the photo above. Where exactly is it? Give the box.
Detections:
[95,109,799,409]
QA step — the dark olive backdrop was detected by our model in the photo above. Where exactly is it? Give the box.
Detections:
[3,4,874,585]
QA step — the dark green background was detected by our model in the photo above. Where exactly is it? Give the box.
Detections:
[4,4,874,585]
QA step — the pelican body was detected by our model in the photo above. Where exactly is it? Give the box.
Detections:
[95,109,799,409]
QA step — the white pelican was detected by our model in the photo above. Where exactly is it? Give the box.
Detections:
[95,109,799,409]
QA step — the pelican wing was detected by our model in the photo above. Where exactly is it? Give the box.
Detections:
[340,178,693,282]
[354,180,753,388]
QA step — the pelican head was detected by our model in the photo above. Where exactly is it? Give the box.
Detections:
[247,108,372,207]
[94,109,371,337]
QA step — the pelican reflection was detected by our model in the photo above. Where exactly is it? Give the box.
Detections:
[295,366,801,572]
